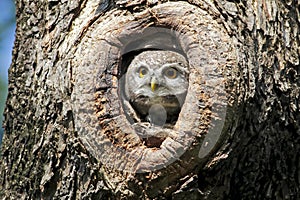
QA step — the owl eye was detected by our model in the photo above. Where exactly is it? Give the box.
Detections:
[164,68,178,79]
[138,66,148,78]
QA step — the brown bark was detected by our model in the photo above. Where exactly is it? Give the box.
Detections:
[0,0,299,199]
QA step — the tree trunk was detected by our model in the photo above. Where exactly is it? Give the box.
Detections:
[1,0,299,199]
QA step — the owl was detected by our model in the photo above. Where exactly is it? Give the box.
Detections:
[124,50,189,126]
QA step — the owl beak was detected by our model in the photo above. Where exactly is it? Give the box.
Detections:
[151,77,158,91]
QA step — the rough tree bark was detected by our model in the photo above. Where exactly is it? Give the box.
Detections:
[0,0,299,199]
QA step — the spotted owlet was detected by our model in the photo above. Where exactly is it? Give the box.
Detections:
[124,50,189,126]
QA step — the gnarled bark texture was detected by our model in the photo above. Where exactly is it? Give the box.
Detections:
[0,0,299,199]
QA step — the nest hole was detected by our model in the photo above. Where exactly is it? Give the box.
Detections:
[118,28,189,133]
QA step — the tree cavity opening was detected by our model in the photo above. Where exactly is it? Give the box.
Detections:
[118,27,189,147]
[73,1,237,173]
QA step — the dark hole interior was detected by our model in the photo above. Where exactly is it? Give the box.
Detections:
[118,28,188,147]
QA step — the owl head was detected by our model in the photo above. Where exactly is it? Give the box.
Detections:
[124,50,189,124]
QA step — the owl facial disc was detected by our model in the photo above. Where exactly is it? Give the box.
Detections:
[124,50,189,126]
